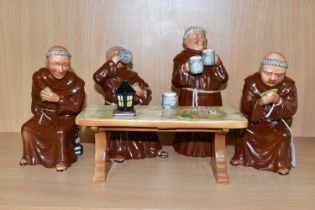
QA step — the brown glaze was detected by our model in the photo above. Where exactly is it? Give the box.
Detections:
[172,48,228,106]
[94,61,152,105]
[93,60,161,160]
[172,48,228,157]
[21,68,85,168]
[231,72,297,173]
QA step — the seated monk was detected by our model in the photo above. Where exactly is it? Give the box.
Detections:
[230,52,297,175]
[20,45,85,171]
[93,46,166,163]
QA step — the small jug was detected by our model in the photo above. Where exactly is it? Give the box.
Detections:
[202,49,215,66]
[189,55,204,74]
[161,91,177,109]
[118,49,133,64]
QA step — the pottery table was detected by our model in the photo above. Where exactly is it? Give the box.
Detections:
[76,105,248,184]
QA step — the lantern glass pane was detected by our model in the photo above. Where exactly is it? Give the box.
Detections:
[117,95,122,107]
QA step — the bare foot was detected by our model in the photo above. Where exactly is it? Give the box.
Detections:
[56,163,67,172]
[230,159,240,166]
[19,158,28,166]
[114,156,125,163]
[157,150,169,158]
[278,168,290,175]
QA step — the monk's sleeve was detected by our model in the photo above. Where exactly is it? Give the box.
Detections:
[56,81,85,115]
[242,80,265,122]
[212,61,229,84]
[31,73,43,115]
[135,77,152,105]
[270,83,298,120]
[172,59,190,88]
[93,61,116,84]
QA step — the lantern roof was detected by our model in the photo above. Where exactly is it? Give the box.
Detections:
[116,80,135,94]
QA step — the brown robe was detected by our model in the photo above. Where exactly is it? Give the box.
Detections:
[231,72,297,173]
[93,61,161,160]
[172,48,229,156]
[21,68,85,168]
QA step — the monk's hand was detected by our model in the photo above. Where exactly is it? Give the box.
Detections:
[134,86,144,97]
[268,92,281,104]
[111,55,120,64]
[183,62,190,73]
[259,92,280,105]
[215,55,221,65]
[40,88,60,103]
[108,51,120,64]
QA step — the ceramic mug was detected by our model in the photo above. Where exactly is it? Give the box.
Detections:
[202,49,215,66]
[161,91,177,109]
[189,56,204,75]
[118,49,133,64]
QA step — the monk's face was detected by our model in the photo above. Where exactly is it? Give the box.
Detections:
[184,30,207,51]
[46,55,71,79]
[260,64,286,87]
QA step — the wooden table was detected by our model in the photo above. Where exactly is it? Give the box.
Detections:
[76,105,248,184]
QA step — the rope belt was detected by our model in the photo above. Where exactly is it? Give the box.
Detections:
[181,88,221,107]
[38,108,55,125]
[281,119,296,167]
[264,104,296,167]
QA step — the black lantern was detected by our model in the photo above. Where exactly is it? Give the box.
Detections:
[115,80,135,112]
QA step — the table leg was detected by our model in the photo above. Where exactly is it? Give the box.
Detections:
[211,132,229,184]
[92,130,107,182]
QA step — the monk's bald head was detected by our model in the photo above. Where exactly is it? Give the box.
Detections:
[260,51,288,70]
[48,45,68,52]
[46,45,71,59]
[106,46,123,60]
[265,52,287,62]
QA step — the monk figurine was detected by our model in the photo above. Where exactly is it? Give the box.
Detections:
[20,46,85,171]
[93,46,166,163]
[230,52,297,175]
[172,26,229,157]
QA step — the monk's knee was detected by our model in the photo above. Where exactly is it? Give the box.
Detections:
[21,124,33,144]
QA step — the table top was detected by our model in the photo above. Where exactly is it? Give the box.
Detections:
[76,105,248,129]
